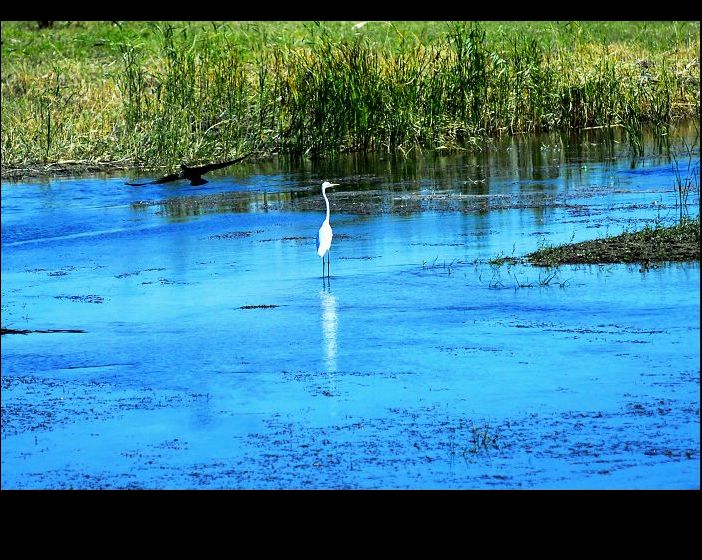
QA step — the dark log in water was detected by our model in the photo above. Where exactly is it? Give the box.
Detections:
[1,328,85,335]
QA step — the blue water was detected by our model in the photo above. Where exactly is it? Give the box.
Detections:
[2,127,699,489]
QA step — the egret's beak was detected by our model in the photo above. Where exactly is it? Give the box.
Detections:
[328,183,339,187]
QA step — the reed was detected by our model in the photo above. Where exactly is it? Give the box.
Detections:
[2,21,699,170]
[672,153,700,220]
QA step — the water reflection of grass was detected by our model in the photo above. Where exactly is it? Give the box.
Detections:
[2,21,698,172]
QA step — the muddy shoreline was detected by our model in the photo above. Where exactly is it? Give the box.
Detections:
[1,162,135,181]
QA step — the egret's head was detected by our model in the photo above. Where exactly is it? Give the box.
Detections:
[322,181,339,191]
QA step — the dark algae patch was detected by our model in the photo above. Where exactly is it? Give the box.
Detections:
[526,218,700,266]
[1,328,86,335]
[239,304,279,309]
[54,295,106,304]
[210,230,262,239]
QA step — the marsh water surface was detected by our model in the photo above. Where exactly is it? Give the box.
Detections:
[2,125,699,489]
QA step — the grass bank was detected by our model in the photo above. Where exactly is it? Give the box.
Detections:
[526,217,700,266]
[2,21,700,173]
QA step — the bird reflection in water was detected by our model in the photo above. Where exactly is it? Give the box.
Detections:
[320,287,338,385]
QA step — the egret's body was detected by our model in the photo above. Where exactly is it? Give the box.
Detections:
[316,181,338,277]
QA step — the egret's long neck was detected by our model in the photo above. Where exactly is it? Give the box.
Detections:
[323,189,330,223]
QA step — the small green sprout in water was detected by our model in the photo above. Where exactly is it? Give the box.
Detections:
[452,419,502,458]
[422,257,456,275]
[468,420,500,455]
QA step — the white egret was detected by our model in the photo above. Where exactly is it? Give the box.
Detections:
[316,181,339,278]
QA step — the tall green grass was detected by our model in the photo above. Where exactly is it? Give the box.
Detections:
[2,21,699,169]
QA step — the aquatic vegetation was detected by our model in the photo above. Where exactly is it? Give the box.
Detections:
[487,253,519,267]
[421,257,456,275]
[673,154,700,220]
[526,216,700,266]
[482,253,571,288]
[2,21,699,171]
[454,419,501,458]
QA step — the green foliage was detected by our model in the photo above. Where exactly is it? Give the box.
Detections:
[2,21,700,169]
[527,217,701,266]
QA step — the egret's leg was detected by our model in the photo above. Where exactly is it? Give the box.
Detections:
[327,252,330,278]
[322,255,325,278]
